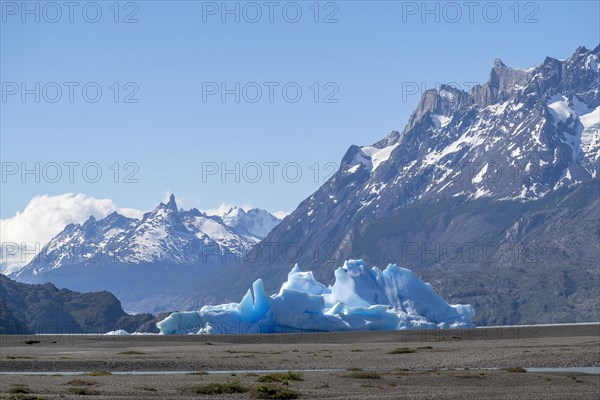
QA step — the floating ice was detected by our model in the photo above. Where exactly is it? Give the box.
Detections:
[104,329,131,336]
[157,260,475,334]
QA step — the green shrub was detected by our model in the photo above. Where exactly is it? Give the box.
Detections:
[9,385,32,394]
[251,384,300,399]
[66,379,98,386]
[503,367,526,373]
[345,371,382,379]
[257,372,303,383]
[388,347,416,354]
[183,381,250,395]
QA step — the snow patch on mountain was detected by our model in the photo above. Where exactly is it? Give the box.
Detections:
[431,114,452,129]
[352,143,400,172]
[580,105,600,167]
[547,94,574,123]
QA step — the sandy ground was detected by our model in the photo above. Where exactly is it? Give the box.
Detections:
[0,324,598,399]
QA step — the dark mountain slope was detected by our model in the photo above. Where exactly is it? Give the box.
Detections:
[0,274,155,334]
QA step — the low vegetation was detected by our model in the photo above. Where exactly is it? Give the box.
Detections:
[68,387,99,395]
[66,379,98,386]
[388,347,417,354]
[453,372,486,379]
[503,367,526,373]
[9,385,32,394]
[345,371,382,379]
[4,355,35,359]
[435,336,462,341]
[181,381,250,395]
[251,384,300,399]
[7,395,45,400]
[257,372,303,383]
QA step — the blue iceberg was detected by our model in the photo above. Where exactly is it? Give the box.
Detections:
[157,260,475,334]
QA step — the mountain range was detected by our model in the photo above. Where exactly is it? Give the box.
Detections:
[11,197,280,313]
[6,45,600,326]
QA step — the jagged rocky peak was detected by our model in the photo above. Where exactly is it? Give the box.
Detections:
[83,215,97,224]
[370,130,401,149]
[162,194,178,212]
[405,85,469,133]
[141,194,179,222]
[407,46,599,127]
[469,58,530,109]
[489,57,529,90]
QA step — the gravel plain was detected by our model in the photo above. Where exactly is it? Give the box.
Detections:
[0,324,598,399]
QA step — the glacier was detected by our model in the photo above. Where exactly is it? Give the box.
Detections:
[157,260,475,334]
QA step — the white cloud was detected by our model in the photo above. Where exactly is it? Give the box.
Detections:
[0,193,142,272]
[272,211,290,219]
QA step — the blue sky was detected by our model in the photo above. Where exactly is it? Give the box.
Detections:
[1,0,599,217]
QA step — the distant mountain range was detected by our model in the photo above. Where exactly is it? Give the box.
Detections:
[11,196,281,313]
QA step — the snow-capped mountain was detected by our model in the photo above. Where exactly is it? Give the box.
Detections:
[11,195,281,312]
[322,46,599,219]
[14,195,279,276]
[232,45,600,325]
[218,207,282,239]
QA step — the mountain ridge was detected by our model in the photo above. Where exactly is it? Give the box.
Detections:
[0,274,156,334]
